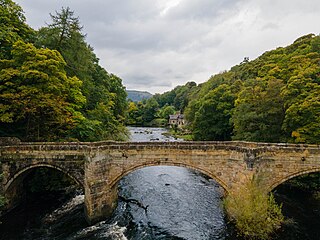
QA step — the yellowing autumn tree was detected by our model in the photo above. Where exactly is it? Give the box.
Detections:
[0,40,85,141]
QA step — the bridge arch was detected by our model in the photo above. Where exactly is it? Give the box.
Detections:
[4,163,83,192]
[3,163,84,212]
[110,163,229,193]
[268,167,320,192]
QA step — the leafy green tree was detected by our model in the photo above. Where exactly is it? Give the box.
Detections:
[184,71,237,132]
[193,84,235,140]
[280,48,320,143]
[142,98,159,123]
[184,34,319,144]
[282,89,320,143]
[107,74,127,120]
[153,81,197,112]
[71,102,128,141]
[35,7,93,80]
[126,101,139,125]
[35,7,128,141]
[158,105,176,119]
[0,40,85,141]
[0,0,34,58]
[232,78,285,142]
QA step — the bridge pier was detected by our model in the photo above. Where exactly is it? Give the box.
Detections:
[84,183,118,224]
[84,153,119,224]
[0,140,319,225]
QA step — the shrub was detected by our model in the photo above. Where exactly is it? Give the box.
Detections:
[224,177,284,239]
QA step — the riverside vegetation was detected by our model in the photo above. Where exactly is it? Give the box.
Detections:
[0,0,128,221]
[125,34,320,238]
[1,1,320,239]
[0,0,128,142]
[128,34,320,145]
[224,177,285,240]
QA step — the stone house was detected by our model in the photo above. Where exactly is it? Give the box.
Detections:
[169,114,185,128]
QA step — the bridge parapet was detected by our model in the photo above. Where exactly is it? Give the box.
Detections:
[0,140,319,224]
[0,137,21,146]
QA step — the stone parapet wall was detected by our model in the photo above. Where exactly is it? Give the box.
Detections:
[0,138,319,224]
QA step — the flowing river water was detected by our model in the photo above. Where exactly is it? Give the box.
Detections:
[0,127,319,239]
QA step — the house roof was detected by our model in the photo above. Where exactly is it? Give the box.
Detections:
[169,114,184,120]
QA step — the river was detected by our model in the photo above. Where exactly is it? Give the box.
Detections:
[0,127,319,239]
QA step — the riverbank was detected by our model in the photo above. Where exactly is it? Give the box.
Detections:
[1,126,319,239]
[161,128,193,141]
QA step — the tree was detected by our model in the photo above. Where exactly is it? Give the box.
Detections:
[232,78,285,142]
[282,89,320,143]
[159,105,176,119]
[0,0,34,58]
[35,7,128,141]
[184,34,319,144]
[142,98,159,123]
[193,84,235,140]
[35,7,94,80]
[0,41,85,141]
[280,50,320,144]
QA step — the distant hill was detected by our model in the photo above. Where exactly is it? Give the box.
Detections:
[126,90,153,102]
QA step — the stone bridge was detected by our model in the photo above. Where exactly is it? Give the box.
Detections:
[0,139,319,224]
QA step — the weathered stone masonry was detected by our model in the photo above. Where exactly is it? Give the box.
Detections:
[1,139,319,224]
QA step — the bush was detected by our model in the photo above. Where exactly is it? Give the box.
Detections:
[149,118,167,127]
[0,195,5,208]
[224,177,284,239]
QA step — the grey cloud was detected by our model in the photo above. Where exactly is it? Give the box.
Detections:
[15,0,320,93]
[261,22,279,31]
[165,0,243,20]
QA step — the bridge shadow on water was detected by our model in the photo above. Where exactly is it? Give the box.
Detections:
[0,165,319,240]
[272,172,320,240]
[0,167,85,240]
[0,165,235,240]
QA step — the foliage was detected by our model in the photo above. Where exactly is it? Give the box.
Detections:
[193,84,235,140]
[153,81,197,111]
[149,118,168,127]
[224,177,284,239]
[281,172,320,192]
[126,101,143,125]
[126,98,177,126]
[35,7,93,80]
[35,7,128,141]
[232,78,285,142]
[142,98,159,123]
[127,81,196,126]
[0,3,128,141]
[0,0,34,59]
[0,40,85,141]
[183,33,320,143]
[158,105,176,119]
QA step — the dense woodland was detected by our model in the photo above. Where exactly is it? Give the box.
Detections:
[0,0,128,142]
[1,0,319,144]
[130,34,320,144]
[1,1,319,237]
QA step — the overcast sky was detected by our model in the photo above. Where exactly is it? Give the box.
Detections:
[15,0,320,94]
